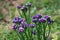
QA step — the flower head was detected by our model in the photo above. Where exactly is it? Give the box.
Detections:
[21,6,27,12]
[33,14,42,19]
[18,18,25,23]
[21,21,28,28]
[13,17,19,23]
[32,19,37,23]
[26,2,31,7]
[48,20,54,24]
[17,6,22,9]
[39,18,46,23]
[29,23,35,28]
[32,30,37,35]
[18,27,24,33]
[44,15,51,21]
[13,17,25,24]
[12,24,17,30]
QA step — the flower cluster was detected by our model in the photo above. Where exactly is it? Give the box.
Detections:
[32,14,54,24]
[17,2,32,12]
[13,17,28,33]
[44,15,54,24]
[32,14,54,40]
[12,2,54,40]
[32,14,42,23]
[17,2,32,23]
[12,15,54,40]
[13,17,25,23]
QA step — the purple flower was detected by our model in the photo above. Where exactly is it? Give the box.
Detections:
[12,24,17,30]
[13,17,25,24]
[44,15,51,21]
[39,18,46,23]
[21,21,28,28]
[18,27,24,33]
[32,30,37,35]
[13,19,18,23]
[29,23,35,28]
[33,14,42,19]
[32,19,37,23]
[36,14,42,18]
[21,6,27,12]
[17,6,22,9]
[26,2,31,7]
[48,20,54,24]
[13,17,19,23]
[18,18,25,23]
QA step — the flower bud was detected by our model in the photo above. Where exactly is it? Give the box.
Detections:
[18,27,24,33]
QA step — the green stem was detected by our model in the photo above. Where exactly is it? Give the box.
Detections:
[28,8,31,24]
[28,28,31,40]
[43,23,47,40]
[43,27,46,40]
[35,23,41,40]
[29,8,30,18]
[20,33,25,40]
[47,25,51,38]
[18,9,23,17]
[38,23,42,40]
[23,12,28,22]
[30,28,33,40]
[24,29,29,40]
[15,31,21,40]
